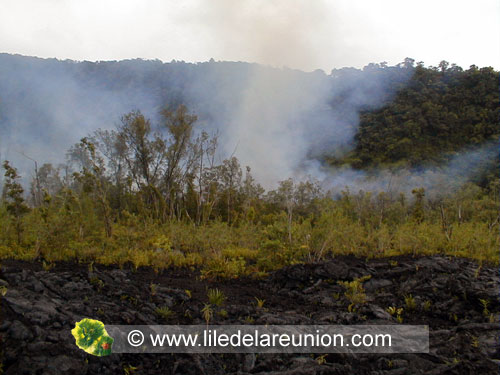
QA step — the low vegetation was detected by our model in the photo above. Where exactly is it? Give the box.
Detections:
[0,156,498,277]
[338,275,371,312]
[207,288,226,307]
[155,305,175,321]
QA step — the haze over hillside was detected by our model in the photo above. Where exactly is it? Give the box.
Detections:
[0,53,498,193]
[0,54,410,184]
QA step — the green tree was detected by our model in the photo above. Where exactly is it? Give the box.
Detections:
[161,104,197,220]
[411,188,425,223]
[73,138,113,237]
[2,161,30,244]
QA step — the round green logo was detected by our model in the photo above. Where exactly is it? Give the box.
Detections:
[71,318,114,356]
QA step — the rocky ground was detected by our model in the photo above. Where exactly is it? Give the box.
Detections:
[1,255,499,374]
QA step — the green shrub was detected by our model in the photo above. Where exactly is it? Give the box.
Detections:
[155,306,175,320]
[338,275,372,312]
[207,288,226,306]
[200,255,246,280]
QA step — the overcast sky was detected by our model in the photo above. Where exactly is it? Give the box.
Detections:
[0,0,499,72]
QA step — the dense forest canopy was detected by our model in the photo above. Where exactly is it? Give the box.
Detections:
[327,62,499,170]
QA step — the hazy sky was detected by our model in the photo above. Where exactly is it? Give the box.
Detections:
[0,0,499,71]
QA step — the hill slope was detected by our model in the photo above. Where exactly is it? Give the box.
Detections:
[326,63,499,173]
[2,54,498,187]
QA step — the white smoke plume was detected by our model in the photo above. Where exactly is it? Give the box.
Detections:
[184,0,332,71]
[189,63,411,188]
[321,143,498,198]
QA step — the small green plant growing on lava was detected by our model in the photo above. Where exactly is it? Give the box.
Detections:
[123,364,138,375]
[338,275,371,312]
[315,354,327,365]
[404,294,416,311]
[396,311,404,323]
[479,299,490,316]
[387,306,397,315]
[255,297,265,309]
[207,288,226,306]
[90,276,104,291]
[150,283,158,296]
[42,260,55,271]
[423,300,432,311]
[71,318,114,356]
[244,315,255,324]
[387,306,404,323]
[469,334,479,348]
[202,304,213,325]
[155,306,175,321]
[474,264,482,279]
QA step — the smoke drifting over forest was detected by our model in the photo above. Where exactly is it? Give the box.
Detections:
[0,54,412,188]
[322,142,499,197]
[0,53,496,195]
[196,63,411,186]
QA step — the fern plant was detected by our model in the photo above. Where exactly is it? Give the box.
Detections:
[207,288,226,306]
[338,275,371,312]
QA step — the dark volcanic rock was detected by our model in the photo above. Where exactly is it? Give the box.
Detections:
[0,255,499,374]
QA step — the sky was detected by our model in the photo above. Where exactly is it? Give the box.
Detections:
[0,0,499,72]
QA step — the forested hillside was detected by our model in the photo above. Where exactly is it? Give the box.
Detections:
[328,62,499,172]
